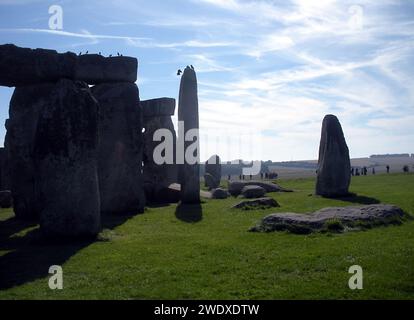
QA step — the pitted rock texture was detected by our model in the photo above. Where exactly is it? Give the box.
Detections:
[251,204,405,234]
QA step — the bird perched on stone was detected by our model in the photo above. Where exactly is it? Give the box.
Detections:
[190,65,194,70]
[177,69,182,76]
[86,50,89,54]
[117,52,120,56]
[109,54,112,57]
[79,51,82,56]
[99,52,101,55]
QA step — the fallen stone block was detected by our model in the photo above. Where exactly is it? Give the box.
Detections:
[232,197,279,210]
[250,204,405,234]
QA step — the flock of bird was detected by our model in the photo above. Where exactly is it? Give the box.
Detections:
[77,51,194,76]
[78,51,123,57]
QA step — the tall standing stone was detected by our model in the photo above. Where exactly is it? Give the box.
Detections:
[178,67,200,204]
[316,114,351,197]
[33,79,101,237]
[141,98,177,202]
[92,82,145,215]
[204,155,221,190]
[7,84,51,220]
[0,147,10,191]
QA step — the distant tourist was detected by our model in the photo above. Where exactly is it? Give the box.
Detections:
[351,167,355,176]
[372,167,376,175]
[403,165,409,173]
[386,165,390,174]
[249,174,252,180]
[242,175,245,180]
[228,175,231,181]
[239,174,242,180]
[363,167,368,176]
[355,168,360,176]
[260,172,263,180]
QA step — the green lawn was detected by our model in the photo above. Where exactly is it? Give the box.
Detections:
[1,173,413,299]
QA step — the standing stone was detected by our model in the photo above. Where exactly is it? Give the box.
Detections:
[7,84,51,220]
[92,82,145,215]
[0,190,12,208]
[315,114,351,197]
[178,66,200,204]
[141,98,178,202]
[204,155,221,190]
[33,79,101,237]
[0,146,10,191]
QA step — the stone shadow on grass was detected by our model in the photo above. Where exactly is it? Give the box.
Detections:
[0,212,137,291]
[335,193,381,205]
[0,217,37,244]
[175,202,203,223]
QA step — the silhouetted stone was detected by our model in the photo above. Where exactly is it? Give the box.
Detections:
[0,147,10,191]
[0,44,137,87]
[141,98,178,202]
[205,155,221,189]
[0,190,12,208]
[153,186,181,204]
[204,173,220,191]
[211,188,229,199]
[142,97,176,117]
[251,204,405,234]
[232,197,279,210]
[33,79,100,237]
[7,83,52,220]
[241,185,266,198]
[316,115,351,197]
[178,66,200,204]
[92,82,145,215]
[228,181,292,196]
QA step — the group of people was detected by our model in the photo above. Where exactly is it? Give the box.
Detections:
[351,165,391,176]
[227,172,279,181]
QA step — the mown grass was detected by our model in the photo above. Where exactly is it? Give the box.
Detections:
[0,173,413,299]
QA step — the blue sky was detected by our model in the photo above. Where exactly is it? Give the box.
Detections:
[0,0,413,161]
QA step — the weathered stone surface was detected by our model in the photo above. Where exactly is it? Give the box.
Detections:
[228,181,292,196]
[251,204,405,234]
[141,97,175,117]
[0,44,137,87]
[211,188,229,199]
[204,173,220,190]
[232,197,279,210]
[316,115,351,197]
[205,155,221,189]
[0,190,12,208]
[76,54,137,85]
[178,66,200,204]
[141,98,178,202]
[7,83,52,220]
[241,185,266,198]
[92,82,145,215]
[33,79,101,237]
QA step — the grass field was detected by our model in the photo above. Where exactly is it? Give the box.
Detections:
[0,173,413,299]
